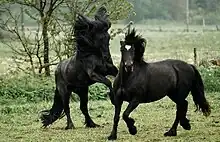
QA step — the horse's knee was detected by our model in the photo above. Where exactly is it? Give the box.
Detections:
[106,79,112,88]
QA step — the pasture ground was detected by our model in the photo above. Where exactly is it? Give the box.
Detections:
[0,93,219,142]
[0,24,220,142]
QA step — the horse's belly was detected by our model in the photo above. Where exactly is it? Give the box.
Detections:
[141,93,167,103]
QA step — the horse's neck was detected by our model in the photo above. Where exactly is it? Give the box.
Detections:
[119,61,147,87]
[119,63,131,86]
[76,50,99,60]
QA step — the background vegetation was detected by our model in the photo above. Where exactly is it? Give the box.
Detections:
[128,0,220,25]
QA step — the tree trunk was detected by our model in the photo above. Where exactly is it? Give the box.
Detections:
[42,18,50,76]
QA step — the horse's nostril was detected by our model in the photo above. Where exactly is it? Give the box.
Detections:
[125,61,133,67]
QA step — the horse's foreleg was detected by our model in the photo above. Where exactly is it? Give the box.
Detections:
[89,72,114,104]
[108,98,123,140]
[77,87,100,128]
[123,100,139,135]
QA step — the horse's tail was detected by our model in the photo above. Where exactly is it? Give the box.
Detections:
[190,65,211,117]
[40,88,64,127]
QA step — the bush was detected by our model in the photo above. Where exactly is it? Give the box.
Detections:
[0,74,110,104]
[199,66,220,92]
[0,66,219,104]
[0,75,55,103]
[89,83,109,101]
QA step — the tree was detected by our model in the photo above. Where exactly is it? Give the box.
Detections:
[195,0,220,24]
[0,2,6,38]
[16,0,64,76]
[0,0,133,76]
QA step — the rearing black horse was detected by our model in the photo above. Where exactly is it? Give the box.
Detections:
[40,7,118,129]
[108,28,211,140]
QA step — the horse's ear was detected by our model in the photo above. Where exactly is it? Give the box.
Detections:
[120,41,125,46]
[142,41,146,47]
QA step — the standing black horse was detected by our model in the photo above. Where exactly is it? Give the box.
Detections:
[40,7,118,129]
[108,28,211,140]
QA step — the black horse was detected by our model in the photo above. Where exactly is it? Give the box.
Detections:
[108,28,211,140]
[40,7,118,130]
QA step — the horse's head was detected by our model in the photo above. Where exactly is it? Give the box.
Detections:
[92,23,111,60]
[120,28,146,73]
[93,6,112,62]
[120,41,135,72]
[74,6,112,61]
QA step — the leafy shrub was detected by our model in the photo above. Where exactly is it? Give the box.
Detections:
[0,66,219,104]
[0,75,55,103]
[89,83,109,101]
[199,66,220,92]
[0,74,110,104]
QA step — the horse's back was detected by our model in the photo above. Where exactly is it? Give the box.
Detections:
[148,59,195,87]
[138,59,195,102]
[55,57,76,77]
[153,59,195,82]
[149,59,194,75]
[55,56,91,87]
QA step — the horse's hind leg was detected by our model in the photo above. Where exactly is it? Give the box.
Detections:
[164,102,181,136]
[123,100,139,135]
[77,87,99,128]
[64,92,74,129]
[165,94,190,136]
[58,85,74,129]
[179,100,191,130]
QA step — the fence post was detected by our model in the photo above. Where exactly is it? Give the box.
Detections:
[186,0,189,32]
[194,47,197,66]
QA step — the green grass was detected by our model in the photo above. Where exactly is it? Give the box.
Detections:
[0,93,219,142]
[1,24,220,141]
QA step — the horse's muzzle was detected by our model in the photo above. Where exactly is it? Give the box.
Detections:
[124,61,134,72]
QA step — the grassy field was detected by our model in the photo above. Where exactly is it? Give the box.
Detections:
[1,24,220,142]
[110,24,220,65]
[0,93,220,142]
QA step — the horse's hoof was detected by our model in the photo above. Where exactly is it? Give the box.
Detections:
[86,123,100,128]
[129,125,137,135]
[181,123,191,130]
[108,135,117,140]
[164,130,177,137]
[180,119,191,130]
[41,124,49,129]
[65,123,74,130]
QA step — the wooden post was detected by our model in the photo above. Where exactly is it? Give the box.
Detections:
[194,47,197,66]
[159,26,162,32]
[216,25,219,31]
[202,18,205,32]
[186,0,189,32]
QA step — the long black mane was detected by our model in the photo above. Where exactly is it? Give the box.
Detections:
[124,29,146,62]
[74,15,108,52]
[74,6,111,54]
